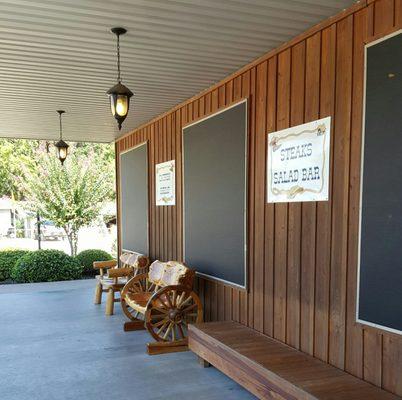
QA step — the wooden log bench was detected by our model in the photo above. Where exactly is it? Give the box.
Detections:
[93,251,149,316]
[189,321,400,400]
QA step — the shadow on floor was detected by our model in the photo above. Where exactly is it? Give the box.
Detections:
[0,279,255,400]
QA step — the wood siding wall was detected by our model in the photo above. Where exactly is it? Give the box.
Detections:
[116,0,402,395]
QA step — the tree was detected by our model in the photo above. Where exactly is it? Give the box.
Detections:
[18,152,113,256]
[0,139,40,200]
[0,139,115,200]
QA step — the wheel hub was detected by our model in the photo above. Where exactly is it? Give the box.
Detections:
[168,308,183,323]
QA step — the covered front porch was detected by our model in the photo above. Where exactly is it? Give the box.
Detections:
[0,279,252,400]
[1,0,402,398]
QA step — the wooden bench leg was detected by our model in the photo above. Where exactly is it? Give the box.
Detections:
[198,356,211,368]
[124,320,146,331]
[147,339,189,355]
[105,288,114,316]
[94,283,102,305]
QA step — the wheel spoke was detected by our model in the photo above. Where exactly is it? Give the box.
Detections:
[165,293,174,308]
[132,282,142,293]
[182,323,188,337]
[184,312,198,320]
[176,292,186,307]
[150,313,166,321]
[152,306,168,314]
[155,294,169,309]
[152,318,168,328]
[177,323,185,339]
[157,321,169,336]
[182,303,197,313]
[163,322,173,340]
[172,290,178,306]
[180,295,193,308]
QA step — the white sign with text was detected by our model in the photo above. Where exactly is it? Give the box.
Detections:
[267,117,331,203]
[156,160,175,206]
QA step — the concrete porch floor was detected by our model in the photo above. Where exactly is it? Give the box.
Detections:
[0,279,255,400]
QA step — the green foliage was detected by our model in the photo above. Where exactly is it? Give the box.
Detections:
[18,152,113,256]
[0,139,115,201]
[0,139,41,200]
[15,219,25,238]
[0,250,31,281]
[11,250,82,283]
[76,249,113,275]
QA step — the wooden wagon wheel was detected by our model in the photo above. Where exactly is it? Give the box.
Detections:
[145,286,203,342]
[121,275,148,321]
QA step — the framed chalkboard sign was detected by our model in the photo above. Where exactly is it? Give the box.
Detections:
[119,142,149,255]
[183,100,248,289]
[357,30,402,335]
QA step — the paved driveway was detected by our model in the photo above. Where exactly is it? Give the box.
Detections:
[0,280,255,400]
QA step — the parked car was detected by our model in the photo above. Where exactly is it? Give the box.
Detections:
[34,221,65,241]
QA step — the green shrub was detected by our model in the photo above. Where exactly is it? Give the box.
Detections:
[0,250,31,281]
[75,249,113,275]
[11,250,82,283]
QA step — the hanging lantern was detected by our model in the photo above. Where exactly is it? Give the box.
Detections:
[107,27,133,130]
[55,110,69,165]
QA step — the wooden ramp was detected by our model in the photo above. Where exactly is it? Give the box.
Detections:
[189,321,400,400]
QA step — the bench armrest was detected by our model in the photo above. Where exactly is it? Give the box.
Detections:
[107,267,133,278]
[93,260,117,270]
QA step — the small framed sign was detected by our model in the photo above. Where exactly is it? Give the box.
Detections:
[156,160,175,206]
[267,117,331,203]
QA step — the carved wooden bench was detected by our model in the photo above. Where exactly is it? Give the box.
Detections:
[189,321,400,400]
[121,260,203,355]
[93,252,149,316]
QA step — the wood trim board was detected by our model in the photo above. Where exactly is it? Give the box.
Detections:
[118,141,149,255]
[182,99,248,290]
[356,28,402,336]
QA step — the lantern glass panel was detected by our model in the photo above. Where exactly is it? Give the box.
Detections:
[57,146,68,161]
[110,96,116,116]
[116,95,128,116]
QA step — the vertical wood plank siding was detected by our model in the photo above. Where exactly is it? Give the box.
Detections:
[116,0,402,395]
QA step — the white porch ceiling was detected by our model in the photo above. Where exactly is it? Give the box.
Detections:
[0,0,356,143]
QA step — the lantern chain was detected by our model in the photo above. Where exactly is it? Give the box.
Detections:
[59,112,63,140]
[117,33,121,83]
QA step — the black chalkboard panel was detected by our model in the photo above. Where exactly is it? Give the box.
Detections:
[120,143,148,255]
[358,31,402,334]
[183,100,247,288]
